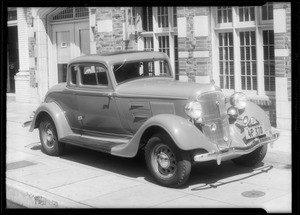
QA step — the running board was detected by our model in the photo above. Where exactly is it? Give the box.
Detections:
[60,134,130,154]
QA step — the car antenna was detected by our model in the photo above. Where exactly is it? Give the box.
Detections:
[114,59,127,73]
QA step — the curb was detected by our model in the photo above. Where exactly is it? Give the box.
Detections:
[6,178,91,208]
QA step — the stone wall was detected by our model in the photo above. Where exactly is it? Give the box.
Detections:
[274,2,291,130]
[94,7,137,53]
[177,7,211,83]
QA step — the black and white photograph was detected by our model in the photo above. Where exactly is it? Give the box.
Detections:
[4,4,294,212]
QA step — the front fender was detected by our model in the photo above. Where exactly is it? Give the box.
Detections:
[111,114,215,157]
[227,101,274,148]
[29,102,73,140]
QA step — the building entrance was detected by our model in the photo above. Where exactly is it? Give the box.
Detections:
[52,22,90,83]
[7,26,19,93]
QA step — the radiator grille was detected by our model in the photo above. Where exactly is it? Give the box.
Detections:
[197,91,230,146]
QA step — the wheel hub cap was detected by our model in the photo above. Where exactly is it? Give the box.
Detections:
[157,152,170,168]
[46,129,53,142]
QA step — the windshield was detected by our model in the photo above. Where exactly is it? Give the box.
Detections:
[113,59,172,84]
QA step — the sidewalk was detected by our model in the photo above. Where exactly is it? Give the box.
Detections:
[5,100,292,211]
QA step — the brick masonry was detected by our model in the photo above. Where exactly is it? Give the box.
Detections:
[177,7,211,82]
[94,7,137,53]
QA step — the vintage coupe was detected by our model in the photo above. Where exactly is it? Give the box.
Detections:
[24,51,279,187]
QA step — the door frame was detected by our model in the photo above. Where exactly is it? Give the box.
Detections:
[51,20,90,85]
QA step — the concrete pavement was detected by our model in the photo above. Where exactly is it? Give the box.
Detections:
[5,99,292,211]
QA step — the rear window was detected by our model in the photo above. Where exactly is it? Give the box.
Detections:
[113,60,172,84]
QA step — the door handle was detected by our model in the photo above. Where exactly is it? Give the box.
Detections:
[108,92,114,100]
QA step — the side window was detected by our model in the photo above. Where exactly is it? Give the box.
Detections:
[96,66,108,85]
[81,66,97,85]
[70,65,78,85]
[79,64,109,86]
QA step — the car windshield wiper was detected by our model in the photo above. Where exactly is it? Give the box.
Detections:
[114,59,126,73]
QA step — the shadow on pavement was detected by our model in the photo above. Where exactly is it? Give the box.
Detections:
[187,163,273,191]
[59,144,150,179]
[29,143,276,189]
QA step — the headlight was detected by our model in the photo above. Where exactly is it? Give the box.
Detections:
[185,101,202,119]
[230,92,247,109]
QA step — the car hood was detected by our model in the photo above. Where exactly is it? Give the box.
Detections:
[115,78,220,100]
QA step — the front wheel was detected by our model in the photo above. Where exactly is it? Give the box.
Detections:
[232,145,268,167]
[39,116,65,156]
[145,133,191,188]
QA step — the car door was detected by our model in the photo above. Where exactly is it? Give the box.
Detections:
[76,62,128,135]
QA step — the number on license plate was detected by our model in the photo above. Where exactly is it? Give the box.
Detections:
[245,124,264,140]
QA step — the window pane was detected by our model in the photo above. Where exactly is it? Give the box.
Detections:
[96,66,108,85]
[173,7,177,27]
[217,7,232,23]
[250,7,255,21]
[228,8,232,22]
[240,31,257,91]
[239,7,243,22]
[158,7,169,28]
[239,6,255,22]
[268,4,273,20]
[262,3,273,21]
[142,7,153,31]
[219,32,234,89]
[81,66,97,85]
[70,66,77,84]
[263,30,275,91]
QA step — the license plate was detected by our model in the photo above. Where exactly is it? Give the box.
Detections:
[245,124,264,140]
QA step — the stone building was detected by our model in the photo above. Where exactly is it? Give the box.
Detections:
[7,4,291,129]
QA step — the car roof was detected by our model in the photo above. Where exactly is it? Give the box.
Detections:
[68,51,169,65]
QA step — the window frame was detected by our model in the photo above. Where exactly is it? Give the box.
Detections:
[68,62,112,90]
[260,2,274,25]
[212,6,274,98]
[138,7,177,75]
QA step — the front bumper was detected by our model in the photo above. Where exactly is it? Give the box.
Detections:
[194,132,280,164]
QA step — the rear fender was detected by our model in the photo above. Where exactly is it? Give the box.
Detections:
[29,102,73,140]
[111,114,216,157]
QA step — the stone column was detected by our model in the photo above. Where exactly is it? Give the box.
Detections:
[15,7,31,103]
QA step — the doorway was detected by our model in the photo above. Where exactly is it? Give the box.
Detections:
[52,21,90,83]
[7,26,19,93]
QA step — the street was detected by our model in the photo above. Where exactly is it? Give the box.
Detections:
[6,101,292,211]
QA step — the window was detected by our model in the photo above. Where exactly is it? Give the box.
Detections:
[173,7,177,27]
[263,30,275,92]
[158,36,170,56]
[262,2,273,21]
[240,31,257,90]
[8,8,17,21]
[144,37,154,51]
[217,7,232,23]
[219,32,234,89]
[70,66,77,84]
[52,7,89,21]
[142,7,153,31]
[174,35,179,80]
[139,7,177,76]
[113,60,172,84]
[213,6,274,95]
[78,64,108,86]
[157,7,169,28]
[238,7,255,22]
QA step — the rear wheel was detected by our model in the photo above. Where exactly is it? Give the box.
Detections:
[145,133,191,187]
[39,116,65,156]
[232,145,268,167]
